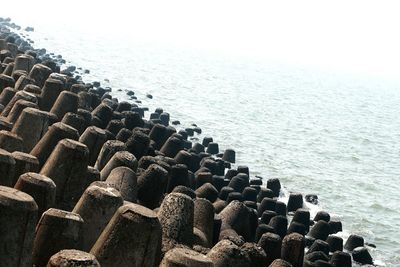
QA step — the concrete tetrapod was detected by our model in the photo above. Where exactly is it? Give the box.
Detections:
[6,99,38,123]
[137,163,168,209]
[94,139,126,171]
[72,182,124,252]
[0,130,23,152]
[91,203,162,267]
[40,138,89,210]
[2,90,37,117]
[11,107,50,152]
[13,54,35,74]
[281,232,305,267]
[269,259,293,267]
[158,192,194,253]
[0,148,16,186]
[46,249,100,267]
[105,166,137,203]
[207,239,251,267]
[0,186,38,266]
[219,200,253,241]
[49,91,78,121]
[241,242,268,267]
[39,78,64,112]
[11,151,39,186]
[61,112,87,135]
[30,122,79,169]
[14,172,56,219]
[160,247,213,267]
[194,198,215,248]
[29,63,52,88]
[79,126,108,167]
[99,150,137,181]
[33,208,84,267]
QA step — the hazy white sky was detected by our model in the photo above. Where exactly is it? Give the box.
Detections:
[2,0,400,79]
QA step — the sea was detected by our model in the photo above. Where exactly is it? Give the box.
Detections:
[2,9,400,266]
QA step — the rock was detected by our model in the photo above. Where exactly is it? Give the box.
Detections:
[258,197,277,217]
[202,137,213,147]
[172,185,196,199]
[305,194,318,205]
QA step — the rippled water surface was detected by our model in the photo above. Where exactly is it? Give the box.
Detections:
[7,20,400,266]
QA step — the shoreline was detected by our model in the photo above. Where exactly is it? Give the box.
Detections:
[0,17,379,266]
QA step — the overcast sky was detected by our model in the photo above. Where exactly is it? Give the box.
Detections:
[2,0,400,80]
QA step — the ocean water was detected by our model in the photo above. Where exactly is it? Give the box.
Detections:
[3,16,400,266]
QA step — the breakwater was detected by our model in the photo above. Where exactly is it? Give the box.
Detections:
[0,17,377,266]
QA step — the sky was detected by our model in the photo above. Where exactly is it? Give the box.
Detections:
[2,0,400,80]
